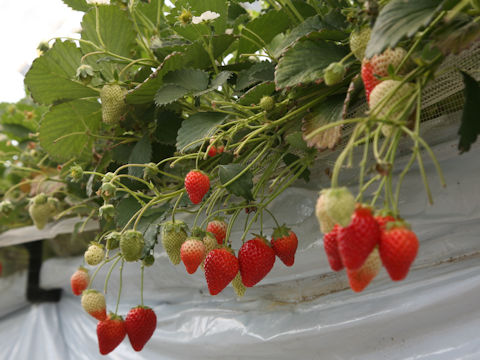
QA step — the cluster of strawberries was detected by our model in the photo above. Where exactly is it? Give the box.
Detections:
[71,268,157,355]
[159,170,300,296]
[316,187,419,292]
[162,216,298,297]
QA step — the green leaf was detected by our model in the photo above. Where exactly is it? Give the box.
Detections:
[128,136,152,178]
[115,197,142,229]
[285,131,309,151]
[275,39,348,89]
[154,69,210,105]
[62,0,90,12]
[271,15,346,58]
[24,41,98,105]
[176,112,227,152]
[283,153,310,182]
[236,62,275,91]
[0,124,32,141]
[366,0,444,57]
[219,164,254,201]
[39,99,102,162]
[135,204,169,257]
[210,71,233,89]
[127,37,235,104]
[302,95,344,150]
[81,5,136,57]
[238,82,276,106]
[154,85,190,106]
[238,10,291,55]
[163,69,210,91]
[155,111,184,145]
[458,72,480,153]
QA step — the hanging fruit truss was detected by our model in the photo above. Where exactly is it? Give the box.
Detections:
[0,0,479,355]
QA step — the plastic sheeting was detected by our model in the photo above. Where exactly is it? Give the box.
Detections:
[1,127,480,359]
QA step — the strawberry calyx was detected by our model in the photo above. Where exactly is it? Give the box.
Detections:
[161,219,188,233]
[107,312,123,321]
[89,241,104,249]
[354,203,375,216]
[191,227,206,238]
[384,220,411,232]
[251,233,270,247]
[272,224,291,239]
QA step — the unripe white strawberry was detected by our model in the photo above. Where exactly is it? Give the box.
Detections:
[368,48,407,77]
[369,80,415,136]
[100,84,127,124]
[84,242,105,266]
[350,27,371,61]
[315,187,355,233]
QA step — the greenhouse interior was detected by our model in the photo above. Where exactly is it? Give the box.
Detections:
[0,0,480,359]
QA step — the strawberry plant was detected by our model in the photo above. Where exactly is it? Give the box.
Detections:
[0,0,479,354]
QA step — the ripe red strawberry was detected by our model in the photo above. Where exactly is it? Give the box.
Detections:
[184,170,210,204]
[361,61,380,101]
[380,224,419,281]
[323,224,343,272]
[70,266,89,296]
[238,237,276,287]
[81,289,107,321]
[337,205,380,270]
[125,306,157,351]
[97,313,126,355]
[204,248,239,295]
[347,247,381,292]
[180,237,206,274]
[206,219,228,245]
[270,225,298,267]
[375,214,396,230]
[361,47,407,101]
[207,146,218,157]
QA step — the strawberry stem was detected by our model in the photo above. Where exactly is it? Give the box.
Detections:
[140,264,144,307]
[104,255,122,294]
[115,259,125,315]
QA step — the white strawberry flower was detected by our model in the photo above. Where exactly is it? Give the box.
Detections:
[192,11,220,24]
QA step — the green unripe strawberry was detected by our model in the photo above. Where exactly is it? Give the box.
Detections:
[232,272,246,297]
[99,204,115,221]
[161,220,188,265]
[143,163,158,181]
[47,197,60,215]
[105,231,121,250]
[76,64,94,85]
[350,27,371,61]
[259,96,275,111]
[315,187,355,233]
[324,62,346,86]
[85,242,105,265]
[142,254,155,267]
[0,200,14,216]
[102,172,115,183]
[69,165,84,182]
[100,182,116,201]
[120,230,145,262]
[28,194,51,230]
[100,84,127,125]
